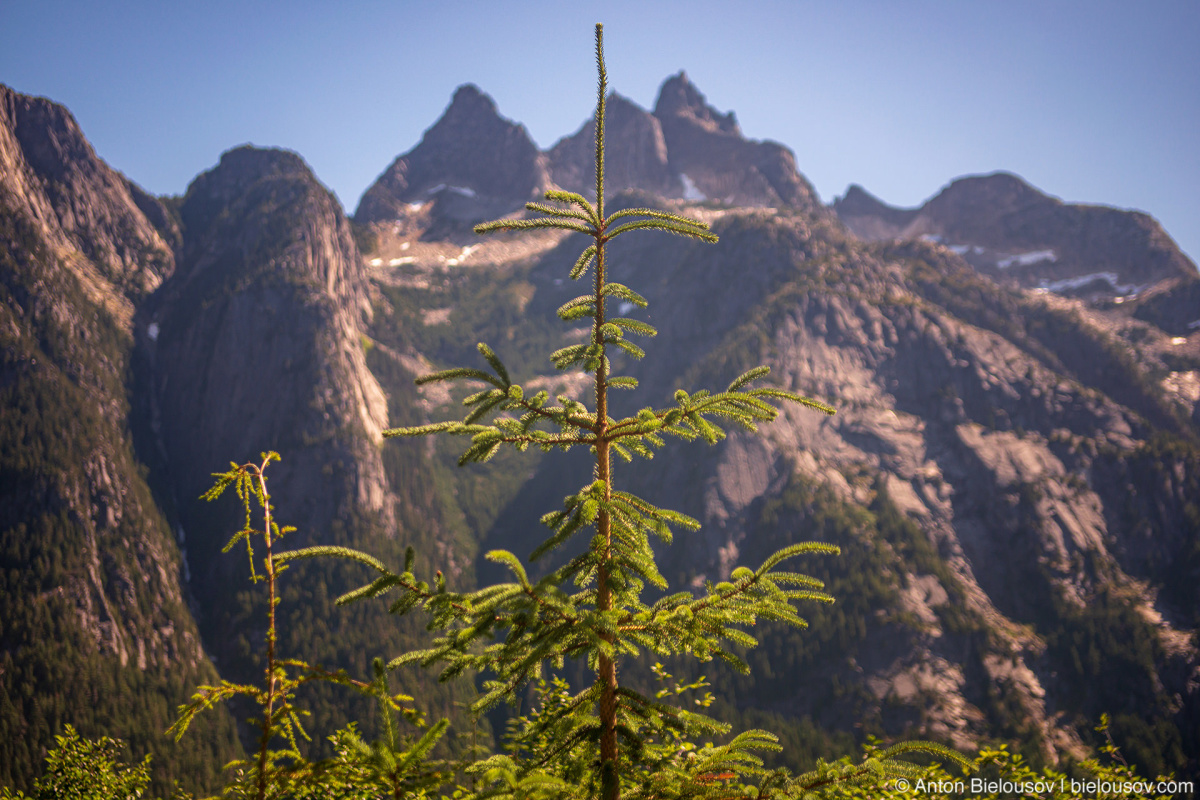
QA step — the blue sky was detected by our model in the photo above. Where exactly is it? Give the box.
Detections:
[3,1,1197,263]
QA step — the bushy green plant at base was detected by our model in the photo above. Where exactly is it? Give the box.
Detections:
[281,24,969,800]
[0,725,152,800]
[812,716,1184,800]
[9,715,1178,800]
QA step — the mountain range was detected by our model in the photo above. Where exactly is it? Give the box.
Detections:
[1,72,1197,794]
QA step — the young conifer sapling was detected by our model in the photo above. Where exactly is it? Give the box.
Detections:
[294,23,970,800]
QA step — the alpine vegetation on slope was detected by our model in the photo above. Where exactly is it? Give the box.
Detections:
[367,177,1199,779]
[297,24,969,800]
[0,84,240,796]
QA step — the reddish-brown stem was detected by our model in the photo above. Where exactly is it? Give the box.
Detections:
[593,221,621,799]
[255,460,276,800]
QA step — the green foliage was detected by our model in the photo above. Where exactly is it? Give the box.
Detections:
[1106,434,1200,629]
[312,24,967,800]
[644,474,1001,773]
[812,716,1182,800]
[0,725,151,800]
[18,717,1176,800]
[350,220,378,256]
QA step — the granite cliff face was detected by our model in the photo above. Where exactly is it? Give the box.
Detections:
[433,202,1197,772]
[0,84,238,795]
[0,85,176,310]
[150,145,389,549]
[143,142,482,752]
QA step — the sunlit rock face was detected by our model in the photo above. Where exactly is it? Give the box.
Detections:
[0,84,177,306]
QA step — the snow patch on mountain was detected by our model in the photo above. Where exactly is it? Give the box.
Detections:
[998,250,1057,268]
[1034,272,1137,294]
[679,173,706,201]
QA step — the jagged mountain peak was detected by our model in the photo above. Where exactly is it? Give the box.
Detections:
[0,83,176,301]
[605,90,652,119]
[211,143,312,180]
[444,82,498,117]
[1,83,95,179]
[547,72,820,210]
[649,72,819,211]
[831,184,918,241]
[653,71,740,136]
[354,83,550,226]
[174,143,370,325]
[181,145,317,223]
[835,173,1049,221]
[422,82,530,148]
[360,71,821,228]
[837,183,874,203]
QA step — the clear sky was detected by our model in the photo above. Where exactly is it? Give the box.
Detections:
[3,1,1197,264]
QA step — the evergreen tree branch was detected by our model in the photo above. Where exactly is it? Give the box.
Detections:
[525,202,600,226]
[603,218,719,243]
[475,218,595,235]
[606,207,713,228]
[545,189,603,226]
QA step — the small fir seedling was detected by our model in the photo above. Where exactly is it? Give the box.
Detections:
[299,22,970,800]
[169,453,449,800]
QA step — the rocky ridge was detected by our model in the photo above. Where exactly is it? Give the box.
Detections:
[650,72,821,211]
[357,73,823,243]
[0,85,176,314]
[833,173,1198,297]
